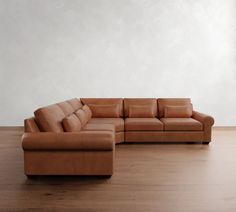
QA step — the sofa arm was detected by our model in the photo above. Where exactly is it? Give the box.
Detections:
[192,111,214,127]
[22,131,114,151]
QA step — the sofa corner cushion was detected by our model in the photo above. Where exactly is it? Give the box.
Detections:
[164,105,193,118]
[125,118,163,131]
[160,118,203,131]
[88,118,124,132]
[82,105,92,120]
[67,98,83,110]
[62,114,82,132]
[88,104,120,118]
[128,105,155,118]
[34,104,65,132]
[83,123,115,133]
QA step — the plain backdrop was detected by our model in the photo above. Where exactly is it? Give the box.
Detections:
[0,0,236,126]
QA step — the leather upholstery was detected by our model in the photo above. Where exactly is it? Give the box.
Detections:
[81,98,123,117]
[57,101,74,116]
[125,131,204,142]
[24,151,113,175]
[192,111,214,142]
[82,105,92,120]
[128,105,156,118]
[34,104,65,132]
[23,98,215,176]
[164,105,193,118]
[125,118,163,131]
[22,132,114,150]
[124,98,158,117]
[75,109,89,127]
[67,98,83,110]
[160,118,203,131]
[24,118,40,133]
[88,104,120,118]
[88,118,124,132]
[62,114,82,132]
[83,123,115,133]
[158,98,191,118]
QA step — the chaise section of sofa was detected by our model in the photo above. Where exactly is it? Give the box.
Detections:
[22,98,115,177]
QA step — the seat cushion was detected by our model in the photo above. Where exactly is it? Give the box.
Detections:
[88,118,124,132]
[160,118,203,131]
[125,118,163,131]
[83,123,115,133]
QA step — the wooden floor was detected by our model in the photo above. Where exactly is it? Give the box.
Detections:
[1,128,236,211]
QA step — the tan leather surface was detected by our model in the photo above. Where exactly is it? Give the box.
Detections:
[128,105,155,118]
[83,123,115,133]
[158,98,191,118]
[88,118,124,132]
[82,105,92,120]
[57,101,75,116]
[115,132,124,143]
[164,105,193,118]
[125,131,204,142]
[24,118,40,133]
[67,98,83,110]
[124,98,158,117]
[75,109,90,127]
[125,118,163,131]
[160,118,203,131]
[62,114,82,132]
[22,132,114,151]
[34,104,65,132]
[192,111,214,142]
[24,151,113,175]
[81,98,123,117]
[88,104,120,118]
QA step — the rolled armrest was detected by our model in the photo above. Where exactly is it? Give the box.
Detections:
[192,111,214,127]
[22,131,114,151]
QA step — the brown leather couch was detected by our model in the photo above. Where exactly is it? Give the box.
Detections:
[22,98,214,177]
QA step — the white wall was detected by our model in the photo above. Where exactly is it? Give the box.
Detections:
[0,0,236,126]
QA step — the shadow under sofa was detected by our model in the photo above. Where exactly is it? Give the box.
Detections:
[22,98,214,177]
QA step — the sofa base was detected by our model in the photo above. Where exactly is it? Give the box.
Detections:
[115,132,124,143]
[24,150,114,176]
[125,131,204,142]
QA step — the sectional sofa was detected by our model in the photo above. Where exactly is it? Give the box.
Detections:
[22,98,214,177]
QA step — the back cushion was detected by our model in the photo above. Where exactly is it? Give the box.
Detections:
[75,109,90,127]
[158,98,191,118]
[82,105,92,119]
[62,114,82,132]
[34,104,65,132]
[124,98,158,117]
[129,105,156,118]
[57,101,74,116]
[81,98,123,117]
[67,98,83,110]
[164,105,193,118]
[88,104,119,118]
